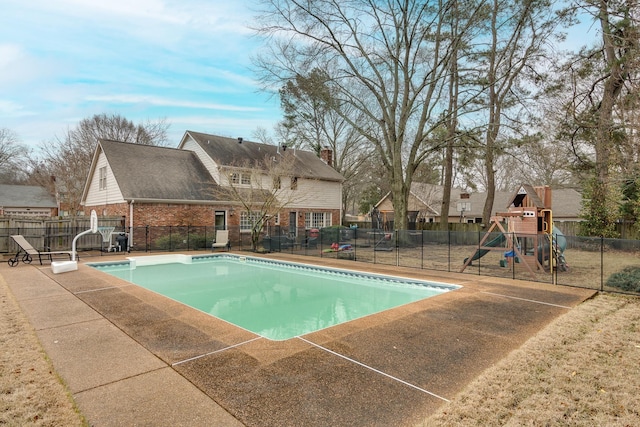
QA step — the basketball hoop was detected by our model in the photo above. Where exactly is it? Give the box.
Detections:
[90,210,98,233]
[97,226,115,243]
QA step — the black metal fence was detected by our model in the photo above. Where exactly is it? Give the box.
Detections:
[3,225,639,296]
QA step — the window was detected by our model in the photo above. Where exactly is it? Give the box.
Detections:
[273,176,281,190]
[304,212,332,229]
[99,167,107,190]
[240,211,263,232]
[229,171,252,186]
[290,176,298,190]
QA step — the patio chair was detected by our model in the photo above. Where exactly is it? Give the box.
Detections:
[8,235,75,267]
[303,236,318,249]
[211,230,230,251]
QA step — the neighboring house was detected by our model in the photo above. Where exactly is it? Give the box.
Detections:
[0,184,58,217]
[374,183,582,226]
[80,131,344,236]
[53,181,79,217]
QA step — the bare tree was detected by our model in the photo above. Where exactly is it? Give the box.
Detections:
[279,68,371,222]
[29,113,170,216]
[0,128,30,183]
[213,151,313,251]
[253,0,464,230]
[251,126,275,145]
[517,134,576,187]
[473,0,571,225]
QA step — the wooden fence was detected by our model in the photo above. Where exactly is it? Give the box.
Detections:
[0,217,125,253]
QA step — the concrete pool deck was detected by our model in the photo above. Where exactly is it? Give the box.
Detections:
[1,252,596,426]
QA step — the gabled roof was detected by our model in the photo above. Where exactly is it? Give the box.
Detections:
[380,183,582,220]
[181,131,344,182]
[440,186,582,219]
[506,184,545,209]
[0,185,57,208]
[96,139,218,201]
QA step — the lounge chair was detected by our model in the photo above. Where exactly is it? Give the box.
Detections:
[374,232,394,251]
[8,235,74,267]
[211,230,230,251]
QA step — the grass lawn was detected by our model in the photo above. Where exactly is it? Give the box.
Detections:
[0,274,86,426]
[424,293,640,426]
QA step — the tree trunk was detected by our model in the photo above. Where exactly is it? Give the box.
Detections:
[440,141,454,230]
[392,183,410,231]
[483,124,498,225]
[441,13,459,231]
[587,0,632,236]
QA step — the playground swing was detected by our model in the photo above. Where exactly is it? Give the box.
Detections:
[461,217,535,275]
[500,244,521,268]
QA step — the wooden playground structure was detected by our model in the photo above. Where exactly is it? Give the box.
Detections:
[460,184,564,278]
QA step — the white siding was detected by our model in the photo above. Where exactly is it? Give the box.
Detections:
[280,178,341,210]
[182,138,221,183]
[181,136,341,210]
[84,152,125,206]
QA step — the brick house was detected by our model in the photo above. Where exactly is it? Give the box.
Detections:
[80,131,343,243]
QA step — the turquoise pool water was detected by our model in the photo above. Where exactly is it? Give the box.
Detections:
[89,255,459,340]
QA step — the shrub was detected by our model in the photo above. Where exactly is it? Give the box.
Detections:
[606,266,640,292]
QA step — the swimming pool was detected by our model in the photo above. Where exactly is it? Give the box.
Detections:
[89,255,460,340]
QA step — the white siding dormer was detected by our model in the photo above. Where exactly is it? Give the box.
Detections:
[219,166,258,188]
[279,178,341,210]
[182,137,221,183]
[84,151,124,206]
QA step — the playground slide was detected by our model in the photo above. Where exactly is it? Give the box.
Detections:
[537,226,567,262]
[464,233,506,264]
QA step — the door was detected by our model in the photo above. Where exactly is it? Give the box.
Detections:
[289,211,297,237]
[215,211,226,231]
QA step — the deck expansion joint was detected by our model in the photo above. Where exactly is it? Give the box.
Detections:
[481,291,572,309]
[171,337,263,366]
[297,336,450,402]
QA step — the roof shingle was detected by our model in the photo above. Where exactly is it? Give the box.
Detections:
[185,131,344,182]
[99,139,218,201]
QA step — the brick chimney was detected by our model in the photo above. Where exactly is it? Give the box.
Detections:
[320,147,333,167]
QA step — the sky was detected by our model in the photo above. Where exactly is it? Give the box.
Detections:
[1,0,281,151]
[2,1,600,154]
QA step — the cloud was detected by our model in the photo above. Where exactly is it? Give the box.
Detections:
[0,44,56,89]
[1,0,281,150]
[0,44,23,69]
[17,0,255,41]
[85,94,263,111]
[0,99,34,117]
